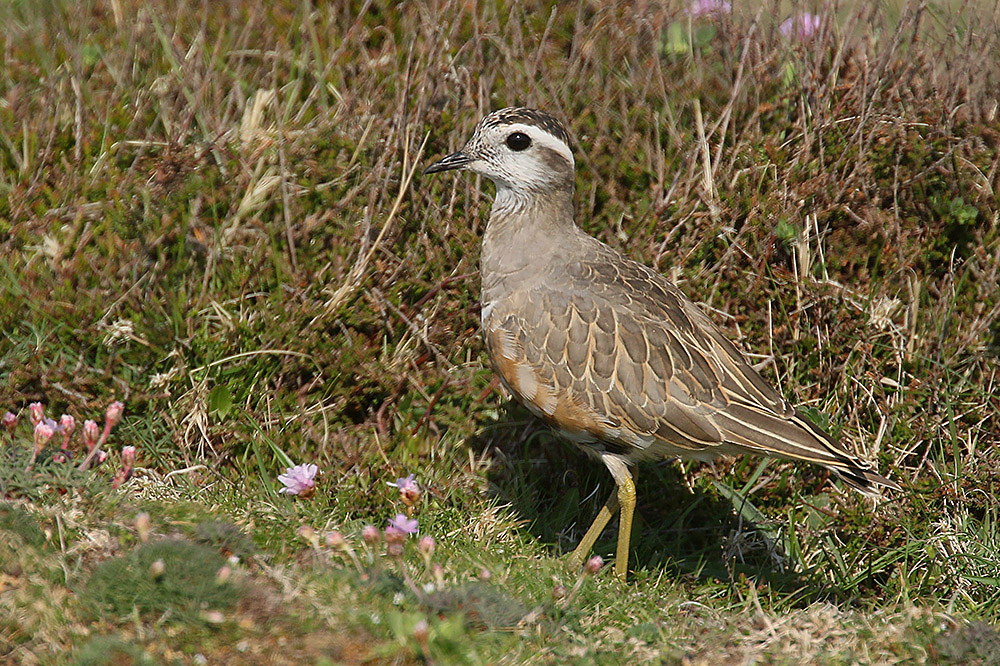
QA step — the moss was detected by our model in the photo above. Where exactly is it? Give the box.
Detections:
[0,503,46,547]
[83,538,239,621]
[72,637,160,666]
[192,520,256,559]
[937,621,1000,665]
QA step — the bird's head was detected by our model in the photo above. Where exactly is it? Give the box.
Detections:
[425,107,575,199]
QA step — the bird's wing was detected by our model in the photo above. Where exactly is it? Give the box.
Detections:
[483,248,896,492]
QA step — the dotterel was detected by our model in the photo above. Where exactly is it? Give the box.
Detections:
[425,107,898,583]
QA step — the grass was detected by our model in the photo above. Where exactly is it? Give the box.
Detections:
[1,0,999,663]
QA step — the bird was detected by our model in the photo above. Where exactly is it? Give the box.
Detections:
[424,107,899,583]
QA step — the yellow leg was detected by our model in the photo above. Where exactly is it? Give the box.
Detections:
[614,471,637,584]
[567,457,637,583]
[567,490,619,569]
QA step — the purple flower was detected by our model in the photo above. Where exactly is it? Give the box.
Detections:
[780,13,822,39]
[388,473,421,506]
[388,513,418,535]
[388,473,417,491]
[277,463,318,496]
[687,0,731,17]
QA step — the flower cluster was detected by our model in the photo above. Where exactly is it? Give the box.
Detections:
[2,400,132,495]
[781,13,822,40]
[687,0,731,18]
[683,1,824,42]
[303,515,443,606]
[286,460,612,663]
[288,468,442,589]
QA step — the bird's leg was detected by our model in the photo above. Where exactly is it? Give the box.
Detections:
[567,489,619,569]
[595,456,637,583]
[613,469,636,584]
[629,465,643,547]
[567,457,637,582]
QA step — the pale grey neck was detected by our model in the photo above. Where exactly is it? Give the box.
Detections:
[480,185,577,303]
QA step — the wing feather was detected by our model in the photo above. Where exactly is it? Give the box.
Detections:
[484,239,896,492]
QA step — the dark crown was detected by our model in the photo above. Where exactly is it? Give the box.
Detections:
[482,108,572,147]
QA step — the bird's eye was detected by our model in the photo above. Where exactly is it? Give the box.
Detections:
[506,132,531,151]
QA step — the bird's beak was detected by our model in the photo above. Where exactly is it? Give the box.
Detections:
[423,150,474,175]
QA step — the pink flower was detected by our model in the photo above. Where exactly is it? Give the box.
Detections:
[113,445,137,489]
[105,401,124,427]
[60,414,75,449]
[2,412,16,430]
[33,422,55,453]
[121,445,136,470]
[413,619,429,649]
[325,531,346,549]
[687,0,731,17]
[60,414,75,433]
[585,555,604,574]
[384,526,406,545]
[29,402,44,426]
[389,474,421,506]
[388,513,418,535]
[277,463,318,496]
[80,401,124,470]
[780,13,822,39]
[361,525,380,544]
[135,512,152,542]
[82,420,99,450]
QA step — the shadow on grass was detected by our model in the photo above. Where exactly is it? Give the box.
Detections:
[466,401,849,605]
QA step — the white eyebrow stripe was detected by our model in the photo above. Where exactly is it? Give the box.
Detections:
[506,123,575,167]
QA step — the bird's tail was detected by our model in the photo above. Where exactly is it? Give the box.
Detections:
[715,402,900,495]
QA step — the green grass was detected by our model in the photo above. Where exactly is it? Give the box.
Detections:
[1,0,999,663]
